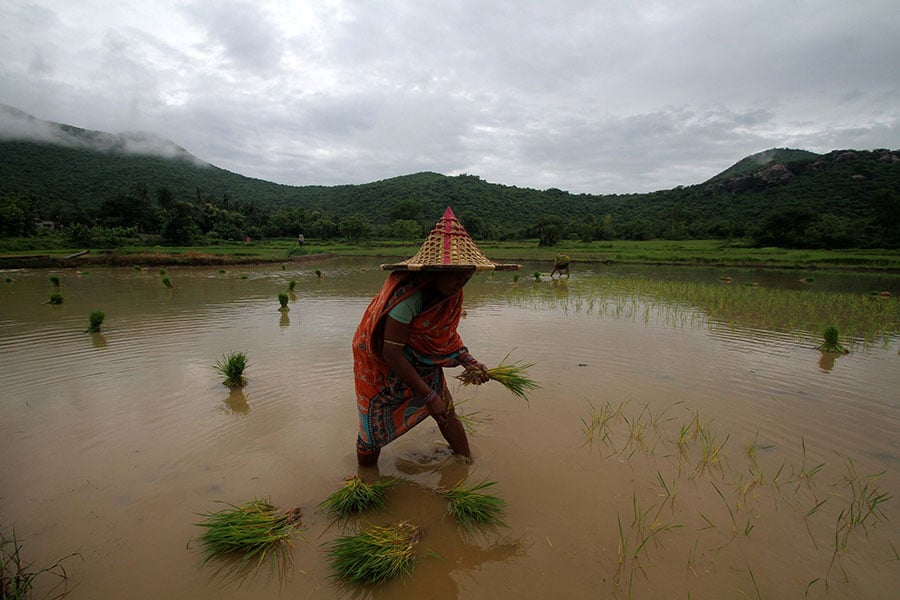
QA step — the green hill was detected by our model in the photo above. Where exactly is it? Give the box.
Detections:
[1,105,899,246]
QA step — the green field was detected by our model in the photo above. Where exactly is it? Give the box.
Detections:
[2,238,900,271]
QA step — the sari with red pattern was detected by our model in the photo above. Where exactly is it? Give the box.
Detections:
[353,272,469,454]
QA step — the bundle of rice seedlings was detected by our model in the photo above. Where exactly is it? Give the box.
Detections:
[327,521,421,585]
[443,479,507,532]
[319,476,399,518]
[214,351,249,388]
[48,292,63,305]
[195,499,303,568]
[457,353,540,403]
[278,292,289,311]
[817,325,848,354]
[87,310,105,333]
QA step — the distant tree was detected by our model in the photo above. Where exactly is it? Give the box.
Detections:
[871,189,900,246]
[533,216,564,247]
[752,206,816,247]
[156,186,176,212]
[391,199,423,222]
[382,219,422,239]
[339,213,372,242]
[806,214,859,249]
[0,193,38,236]
[161,202,201,245]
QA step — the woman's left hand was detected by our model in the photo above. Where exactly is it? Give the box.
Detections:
[464,362,490,385]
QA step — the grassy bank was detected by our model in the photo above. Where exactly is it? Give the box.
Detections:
[1,238,899,271]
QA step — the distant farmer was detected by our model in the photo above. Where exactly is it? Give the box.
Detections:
[298,233,305,246]
[551,253,570,279]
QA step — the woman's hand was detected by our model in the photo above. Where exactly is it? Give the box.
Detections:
[463,361,490,385]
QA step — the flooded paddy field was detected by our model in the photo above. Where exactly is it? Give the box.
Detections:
[2,258,899,599]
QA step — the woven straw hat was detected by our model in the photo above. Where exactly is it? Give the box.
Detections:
[381,207,521,271]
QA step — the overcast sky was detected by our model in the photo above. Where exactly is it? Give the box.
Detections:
[1,1,898,194]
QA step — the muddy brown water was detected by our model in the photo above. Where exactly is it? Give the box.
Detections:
[2,259,898,599]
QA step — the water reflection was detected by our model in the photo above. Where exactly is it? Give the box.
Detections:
[223,389,250,415]
[89,332,107,349]
[279,313,290,328]
[818,351,843,372]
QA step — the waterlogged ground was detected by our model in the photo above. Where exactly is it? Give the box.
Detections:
[1,258,899,599]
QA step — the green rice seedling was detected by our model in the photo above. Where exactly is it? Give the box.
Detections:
[453,397,493,434]
[214,351,249,388]
[218,269,226,274]
[512,273,520,283]
[288,279,297,291]
[49,275,60,287]
[315,269,322,278]
[457,353,540,404]
[581,400,622,451]
[278,292,289,311]
[533,271,541,281]
[195,499,303,568]
[48,292,63,305]
[442,478,507,532]
[1,526,80,600]
[327,521,421,585]
[817,326,848,354]
[87,310,105,332]
[159,268,167,276]
[319,476,399,518]
[161,276,173,289]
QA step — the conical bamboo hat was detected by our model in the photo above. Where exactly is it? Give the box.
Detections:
[380,207,521,271]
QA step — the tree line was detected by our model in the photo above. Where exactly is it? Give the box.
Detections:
[1,141,898,249]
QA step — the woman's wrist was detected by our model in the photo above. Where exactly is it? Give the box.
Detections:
[420,389,439,405]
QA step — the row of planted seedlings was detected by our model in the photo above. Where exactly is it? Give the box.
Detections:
[580,399,894,598]
[196,351,539,586]
[502,275,899,349]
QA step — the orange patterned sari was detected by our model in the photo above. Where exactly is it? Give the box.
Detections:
[352,272,468,454]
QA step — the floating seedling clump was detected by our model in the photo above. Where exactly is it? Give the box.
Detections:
[288,279,297,291]
[48,293,63,305]
[278,292,289,311]
[327,522,421,585]
[214,351,249,387]
[161,276,173,289]
[442,479,507,532]
[817,325,848,354]
[457,353,540,403]
[195,499,303,568]
[319,476,399,519]
[87,310,105,332]
[49,275,60,287]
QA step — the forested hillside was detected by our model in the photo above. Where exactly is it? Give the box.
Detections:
[1,105,898,248]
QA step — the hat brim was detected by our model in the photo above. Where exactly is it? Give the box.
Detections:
[380,262,521,271]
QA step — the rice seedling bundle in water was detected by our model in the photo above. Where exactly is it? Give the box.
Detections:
[88,310,105,332]
[443,479,507,532]
[278,292,289,310]
[327,522,421,585]
[214,351,248,387]
[457,354,540,403]
[195,499,303,568]
[817,325,848,354]
[319,476,399,518]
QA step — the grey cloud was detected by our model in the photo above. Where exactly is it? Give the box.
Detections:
[180,0,285,73]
